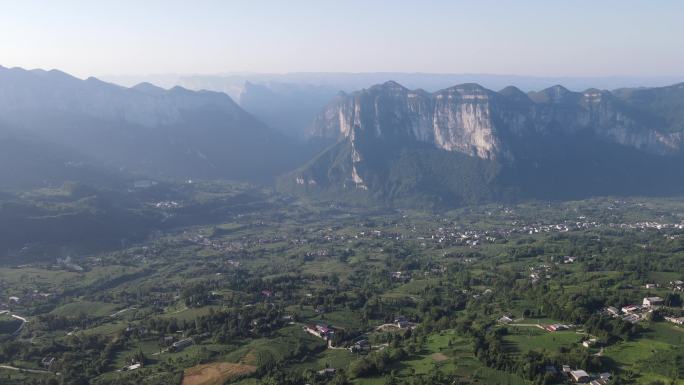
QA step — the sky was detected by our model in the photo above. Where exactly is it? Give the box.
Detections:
[1,0,683,78]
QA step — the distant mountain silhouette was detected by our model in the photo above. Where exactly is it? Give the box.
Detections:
[0,65,307,189]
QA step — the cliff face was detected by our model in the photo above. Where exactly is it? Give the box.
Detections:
[310,82,504,160]
[311,81,683,161]
[287,81,684,205]
[528,86,683,155]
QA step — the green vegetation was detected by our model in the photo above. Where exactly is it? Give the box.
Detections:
[0,188,683,385]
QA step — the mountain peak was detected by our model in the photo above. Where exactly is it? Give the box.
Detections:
[498,86,533,105]
[378,80,408,91]
[545,84,572,96]
[132,82,166,95]
[169,85,192,94]
[498,85,525,96]
[438,83,491,98]
[529,84,578,103]
[448,83,487,91]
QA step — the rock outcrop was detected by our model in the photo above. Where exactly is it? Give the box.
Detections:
[285,80,684,205]
[310,81,683,160]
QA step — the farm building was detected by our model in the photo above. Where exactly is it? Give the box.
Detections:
[304,323,335,340]
[170,338,193,351]
[665,316,684,325]
[570,369,590,383]
[621,305,640,314]
[642,297,663,307]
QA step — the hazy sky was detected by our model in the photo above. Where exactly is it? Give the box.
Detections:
[2,0,683,78]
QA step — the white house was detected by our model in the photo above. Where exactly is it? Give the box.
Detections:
[621,304,640,314]
[605,306,620,317]
[642,297,664,307]
[665,316,684,325]
[570,369,590,383]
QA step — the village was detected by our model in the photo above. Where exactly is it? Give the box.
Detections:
[1,197,683,385]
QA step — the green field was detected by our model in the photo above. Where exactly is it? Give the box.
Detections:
[503,328,583,354]
[603,322,684,385]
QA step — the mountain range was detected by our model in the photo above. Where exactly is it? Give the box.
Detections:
[282,80,684,206]
[0,65,307,189]
[3,65,684,208]
[101,72,684,140]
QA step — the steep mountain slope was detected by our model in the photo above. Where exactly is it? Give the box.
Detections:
[283,81,684,206]
[0,65,304,189]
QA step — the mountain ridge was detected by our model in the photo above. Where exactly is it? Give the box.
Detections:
[284,80,684,207]
[0,65,309,189]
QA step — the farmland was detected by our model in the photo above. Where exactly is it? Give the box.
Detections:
[0,190,682,385]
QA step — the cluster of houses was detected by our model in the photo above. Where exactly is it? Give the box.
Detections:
[390,271,411,282]
[560,365,611,384]
[545,323,574,332]
[670,280,684,292]
[304,323,336,341]
[185,232,237,251]
[393,316,411,329]
[529,264,552,283]
[316,367,337,377]
[41,356,55,370]
[604,296,665,324]
[643,297,664,307]
[349,339,370,353]
[563,255,577,264]
[409,214,684,250]
[1,290,54,310]
[617,221,684,231]
[497,316,578,333]
[154,200,180,210]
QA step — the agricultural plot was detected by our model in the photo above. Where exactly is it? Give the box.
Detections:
[1,196,683,385]
[181,361,256,385]
[603,323,684,385]
[503,328,583,353]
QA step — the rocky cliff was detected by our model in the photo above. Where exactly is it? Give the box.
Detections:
[284,81,684,206]
[311,81,683,158]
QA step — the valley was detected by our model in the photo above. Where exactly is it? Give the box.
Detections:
[1,186,682,385]
[3,2,684,385]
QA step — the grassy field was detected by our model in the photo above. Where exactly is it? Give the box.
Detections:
[603,322,684,385]
[0,267,80,291]
[51,300,120,317]
[503,328,583,354]
[223,325,326,365]
[312,309,366,330]
[290,349,355,373]
[355,330,532,385]
[160,306,224,322]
